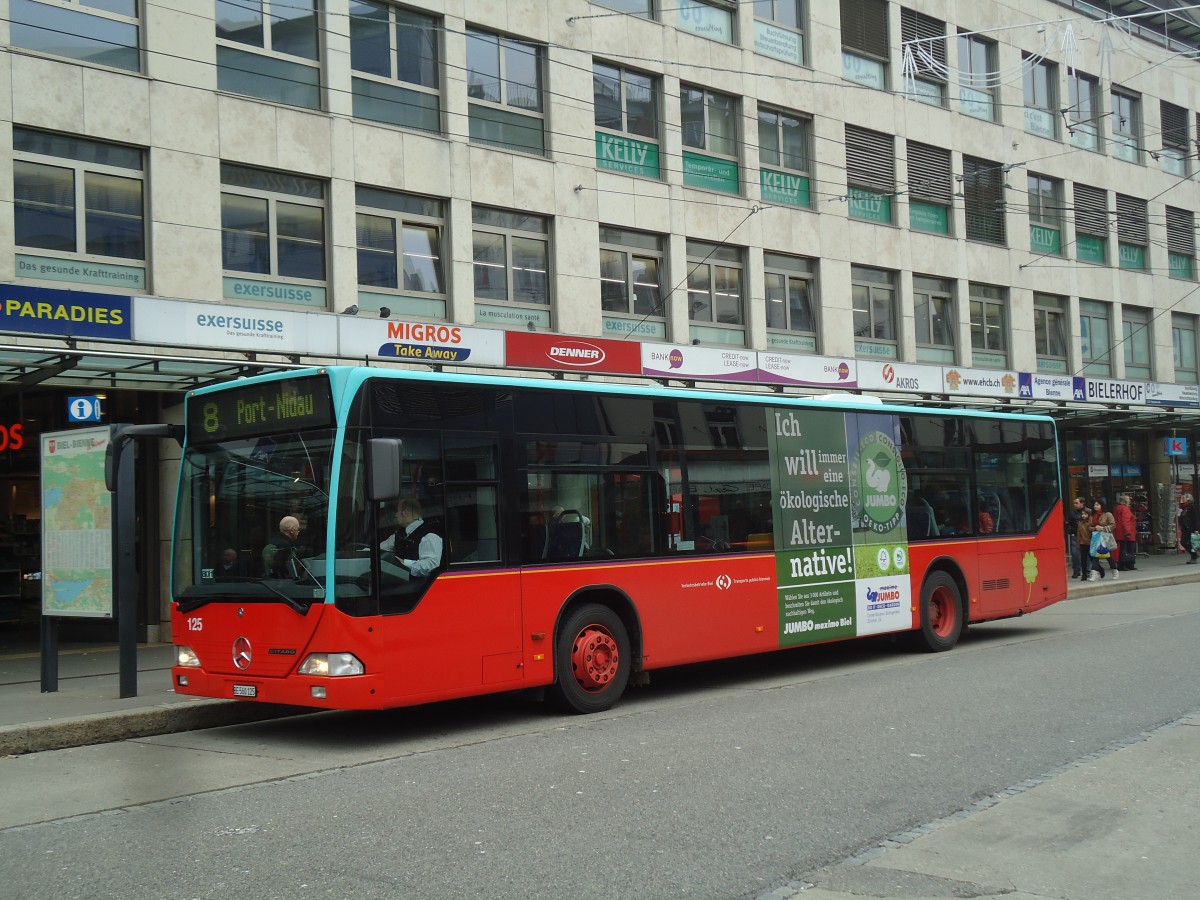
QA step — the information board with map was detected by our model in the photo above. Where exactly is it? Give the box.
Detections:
[41,427,114,617]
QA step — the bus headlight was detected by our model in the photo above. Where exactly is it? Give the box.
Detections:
[176,645,201,667]
[298,652,365,676]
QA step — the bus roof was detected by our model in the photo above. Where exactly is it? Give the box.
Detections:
[191,364,1057,424]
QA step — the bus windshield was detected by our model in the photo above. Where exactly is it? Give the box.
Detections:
[173,428,338,609]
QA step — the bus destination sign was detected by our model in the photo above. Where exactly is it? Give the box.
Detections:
[188,375,335,441]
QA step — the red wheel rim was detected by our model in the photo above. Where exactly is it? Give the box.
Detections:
[930,585,958,638]
[570,624,620,693]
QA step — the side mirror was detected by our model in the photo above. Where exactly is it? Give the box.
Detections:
[367,438,403,502]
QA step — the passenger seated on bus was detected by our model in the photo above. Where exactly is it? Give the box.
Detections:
[937,506,968,536]
[262,516,302,578]
[380,498,446,577]
[547,507,587,559]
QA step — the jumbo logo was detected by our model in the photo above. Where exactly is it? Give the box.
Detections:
[866,586,901,603]
[547,340,606,367]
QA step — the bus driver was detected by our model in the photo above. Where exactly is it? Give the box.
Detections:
[380,498,445,577]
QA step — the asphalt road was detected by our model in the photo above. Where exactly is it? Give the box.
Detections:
[3,583,1198,900]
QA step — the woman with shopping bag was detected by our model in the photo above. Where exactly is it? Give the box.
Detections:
[1091,499,1119,581]
[1077,508,1102,582]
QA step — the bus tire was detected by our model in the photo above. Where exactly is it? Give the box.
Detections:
[917,570,963,652]
[550,603,631,714]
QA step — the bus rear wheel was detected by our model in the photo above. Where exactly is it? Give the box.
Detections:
[550,603,631,714]
[917,571,963,652]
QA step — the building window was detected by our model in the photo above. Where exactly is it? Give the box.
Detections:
[216,0,320,109]
[1023,55,1057,139]
[13,128,145,273]
[1115,194,1148,271]
[1079,299,1112,376]
[845,125,894,224]
[1122,306,1152,380]
[841,0,888,89]
[900,8,946,106]
[1074,183,1108,264]
[681,84,739,192]
[851,265,897,358]
[466,29,545,155]
[594,62,660,178]
[1067,71,1100,152]
[350,2,440,133]
[10,0,140,72]
[758,108,812,208]
[969,283,1007,367]
[592,0,653,17]
[1033,293,1068,374]
[681,84,737,157]
[1173,314,1199,383]
[1027,173,1063,256]
[1160,102,1189,176]
[472,207,550,310]
[1167,206,1195,281]
[599,226,665,336]
[764,252,818,351]
[907,141,952,235]
[355,187,445,317]
[687,240,744,345]
[221,164,326,296]
[913,276,955,363]
[962,156,1005,245]
[753,0,805,66]
[958,32,996,121]
[678,0,735,44]
[1110,90,1141,163]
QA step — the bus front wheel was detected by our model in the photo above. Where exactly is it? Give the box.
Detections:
[917,571,963,652]
[551,603,631,714]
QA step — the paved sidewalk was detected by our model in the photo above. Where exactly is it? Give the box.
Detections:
[1,550,1197,757]
[772,714,1200,900]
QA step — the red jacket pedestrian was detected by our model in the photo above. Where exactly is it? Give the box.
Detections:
[1113,500,1136,541]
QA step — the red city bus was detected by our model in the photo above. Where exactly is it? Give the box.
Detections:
[170,367,1067,713]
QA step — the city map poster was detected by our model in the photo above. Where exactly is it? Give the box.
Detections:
[41,427,114,617]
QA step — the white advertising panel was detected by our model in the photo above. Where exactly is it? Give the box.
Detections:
[857,360,941,393]
[338,319,505,367]
[942,366,1021,399]
[1082,377,1147,406]
[133,297,337,354]
[1145,381,1200,408]
[757,352,858,388]
[641,344,758,382]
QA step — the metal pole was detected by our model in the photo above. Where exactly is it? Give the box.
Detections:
[39,615,58,693]
[115,433,138,698]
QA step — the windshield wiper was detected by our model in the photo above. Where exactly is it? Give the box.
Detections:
[177,578,312,615]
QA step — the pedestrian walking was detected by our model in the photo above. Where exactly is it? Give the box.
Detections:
[1180,493,1199,564]
[1091,499,1118,581]
[1066,496,1085,578]
[1113,494,1138,571]
[1077,508,1102,582]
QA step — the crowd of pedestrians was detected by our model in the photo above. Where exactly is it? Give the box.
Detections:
[1067,492,1198,581]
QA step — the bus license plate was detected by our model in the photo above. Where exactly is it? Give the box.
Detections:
[232,684,257,698]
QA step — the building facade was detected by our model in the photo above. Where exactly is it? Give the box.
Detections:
[1,0,1199,638]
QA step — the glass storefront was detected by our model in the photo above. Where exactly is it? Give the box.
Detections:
[1063,426,1200,555]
